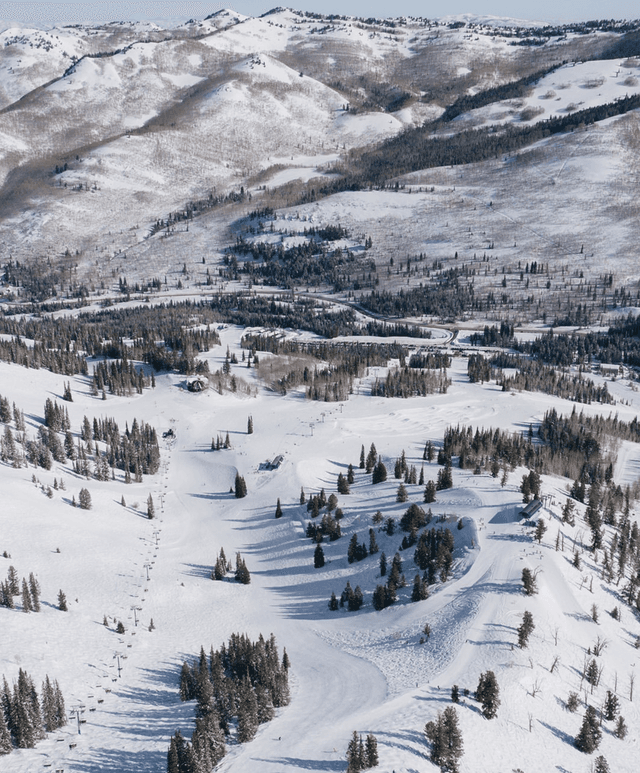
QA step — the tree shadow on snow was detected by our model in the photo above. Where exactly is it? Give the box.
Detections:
[374,728,427,757]
[77,747,165,773]
[252,756,344,771]
[538,719,575,746]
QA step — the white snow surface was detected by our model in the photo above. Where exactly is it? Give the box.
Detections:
[1,328,640,772]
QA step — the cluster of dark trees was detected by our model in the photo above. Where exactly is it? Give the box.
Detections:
[0,302,220,377]
[171,633,289,772]
[67,415,160,481]
[149,187,248,238]
[346,731,379,772]
[211,549,251,585]
[514,314,640,369]
[468,352,614,405]
[441,407,627,485]
[414,526,455,584]
[0,567,41,611]
[0,670,66,754]
[371,366,450,397]
[92,356,153,397]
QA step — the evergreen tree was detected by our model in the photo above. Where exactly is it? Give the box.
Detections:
[359,445,365,469]
[347,464,355,484]
[234,473,247,498]
[21,578,32,613]
[337,472,350,495]
[346,731,362,773]
[147,494,155,519]
[451,685,459,703]
[329,591,338,611]
[275,498,283,519]
[575,705,602,752]
[534,517,546,544]
[314,543,325,569]
[521,567,538,595]
[425,706,464,773]
[57,590,67,611]
[475,671,500,719]
[365,443,377,473]
[379,552,387,576]
[78,487,92,510]
[372,460,387,484]
[237,679,259,743]
[396,483,408,503]
[0,703,11,755]
[7,566,19,596]
[27,574,40,613]
[517,610,535,648]
[436,463,453,490]
[365,733,379,767]
[234,553,251,584]
[603,690,619,721]
[594,756,610,773]
[368,529,379,555]
[247,415,253,434]
[615,715,628,739]
[300,486,306,504]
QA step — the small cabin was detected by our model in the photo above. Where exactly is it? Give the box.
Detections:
[519,499,542,519]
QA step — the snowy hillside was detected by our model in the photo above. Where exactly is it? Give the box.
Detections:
[2,7,640,773]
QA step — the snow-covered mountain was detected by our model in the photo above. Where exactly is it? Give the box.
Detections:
[2,8,640,773]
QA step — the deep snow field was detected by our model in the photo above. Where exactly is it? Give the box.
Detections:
[2,322,640,773]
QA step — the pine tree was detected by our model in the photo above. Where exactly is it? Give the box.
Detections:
[337,472,350,495]
[372,460,387,484]
[234,553,251,584]
[275,498,283,518]
[27,573,40,612]
[534,517,546,544]
[347,464,355,484]
[365,734,379,767]
[425,706,464,773]
[7,565,19,596]
[247,415,253,434]
[346,731,362,773]
[424,480,436,503]
[78,487,92,510]
[594,756,610,773]
[21,578,32,613]
[604,690,619,721]
[575,705,602,752]
[329,591,338,610]
[615,715,628,739]
[521,567,538,595]
[359,444,365,469]
[300,486,306,504]
[314,543,325,568]
[234,473,247,498]
[147,493,155,519]
[0,702,11,754]
[57,590,67,611]
[517,610,535,648]
[476,671,500,719]
[396,483,408,502]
